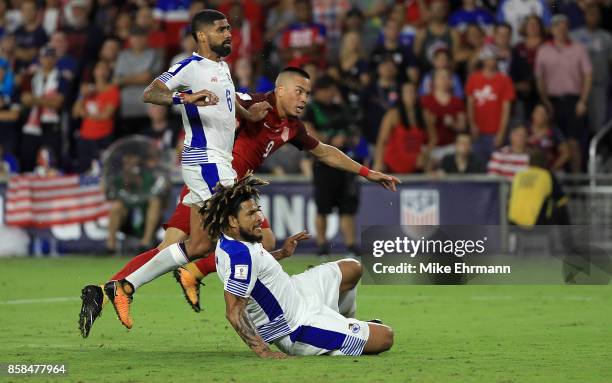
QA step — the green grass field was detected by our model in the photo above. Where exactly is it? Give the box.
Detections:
[1,255,611,383]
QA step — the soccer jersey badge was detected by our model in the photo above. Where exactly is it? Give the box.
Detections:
[234,265,249,280]
[349,323,361,333]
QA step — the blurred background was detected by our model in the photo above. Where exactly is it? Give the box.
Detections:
[0,0,611,257]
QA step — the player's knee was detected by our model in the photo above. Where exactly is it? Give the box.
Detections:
[186,238,213,259]
[380,326,394,352]
[339,259,363,283]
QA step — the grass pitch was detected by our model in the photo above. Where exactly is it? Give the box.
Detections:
[0,256,611,383]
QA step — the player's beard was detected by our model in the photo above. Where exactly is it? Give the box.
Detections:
[211,41,232,57]
[239,226,263,243]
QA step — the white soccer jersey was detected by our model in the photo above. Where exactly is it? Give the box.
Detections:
[215,234,308,343]
[157,53,236,166]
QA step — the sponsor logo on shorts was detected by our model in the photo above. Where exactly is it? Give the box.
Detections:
[349,323,361,333]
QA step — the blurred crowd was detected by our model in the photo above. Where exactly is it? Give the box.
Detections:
[0,0,611,181]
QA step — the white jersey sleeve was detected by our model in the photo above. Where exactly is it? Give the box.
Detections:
[156,57,195,91]
[218,239,258,298]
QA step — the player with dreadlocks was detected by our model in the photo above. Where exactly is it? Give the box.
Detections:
[210,175,393,358]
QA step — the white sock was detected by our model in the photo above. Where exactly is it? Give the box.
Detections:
[125,243,189,290]
[338,287,357,318]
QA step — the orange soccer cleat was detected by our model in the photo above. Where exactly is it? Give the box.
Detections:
[173,267,202,312]
[103,281,134,329]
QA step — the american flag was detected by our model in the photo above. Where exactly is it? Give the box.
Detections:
[5,175,110,228]
[401,189,440,226]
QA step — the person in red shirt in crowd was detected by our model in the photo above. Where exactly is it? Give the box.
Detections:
[78,68,399,335]
[373,82,432,174]
[72,60,120,173]
[422,68,466,162]
[527,103,570,171]
[487,124,530,180]
[222,2,262,70]
[465,44,515,162]
[134,6,168,55]
[280,0,327,68]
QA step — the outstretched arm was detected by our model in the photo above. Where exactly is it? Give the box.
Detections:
[308,143,400,191]
[224,291,288,359]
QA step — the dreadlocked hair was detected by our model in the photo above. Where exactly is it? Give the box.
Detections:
[200,172,269,241]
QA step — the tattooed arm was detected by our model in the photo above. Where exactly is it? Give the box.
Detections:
[224,290,288,359]
[142,79,219,106]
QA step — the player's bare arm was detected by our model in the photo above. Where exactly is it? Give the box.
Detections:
[308,143,400,192]
[236,97,272,122]
[270,231,310,260]
[224,291,288,359]
[142,79,219,106]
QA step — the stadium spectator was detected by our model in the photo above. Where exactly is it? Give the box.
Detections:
[487,124,530,180]
[342,6,379,57]
[60,0,103,76]
[302,75,361,257]
[114,12,133,44]
[311,0,351,59]
[234,57,274,94]
[512,15,546,118]
[92,0,119,36]
[466,45,515,161]
[153,0,191,50]
[413,0,460,71]
[422,68,466,161]
[571,4,612,133]
[0,58,20,156]
[496,0,551,43]
[264,0,295,70]
[49,31,77,84]
[370,17,419,86]
[535,14,592,173]
[560,0,592,30]
[373,81,429,174]
[42,0,61,36]
[134,6,168,54]
[527,104,570,172]
[20,46,67,172]
[170,29,197,65]
[0,0,8,38]
[418,47,464,97]
[113,26,162,137]
[403,0,431,27]
[328,30,369,111]
[13,0,48,73]
[105,151,167,253]
[223,2,262,70]
[0,143,18,178]
[449,0,495,35]
[360,54,399,150]
[280,0,327,68]
[98,38,121,74]
[438,133,487,174]
[143,104,177,152]
[73,60,119,173]
[492,23,513,74]
[454,22,486,78]
[33,146,60,176]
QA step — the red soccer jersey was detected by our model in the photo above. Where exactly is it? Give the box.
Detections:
[465,71,515,135]
[232,92,319,177]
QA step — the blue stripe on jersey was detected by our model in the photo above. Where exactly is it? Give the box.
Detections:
[289,325,366,355]
[199,163,220,194]
[158,55,203,84]
[219,235,252,284]
[184,90,206,147]
[289,325,345,350]
[251,279,284,320]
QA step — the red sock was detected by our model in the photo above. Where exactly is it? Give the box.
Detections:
[194,252,217,278]
[110,248,160,281]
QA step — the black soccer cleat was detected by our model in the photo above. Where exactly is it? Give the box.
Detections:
[79,284,104,338]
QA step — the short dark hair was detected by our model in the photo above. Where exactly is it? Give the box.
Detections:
[495,22,513,33]
[190,9,226,40]
[280,67,310,80]
[314,74,337,91]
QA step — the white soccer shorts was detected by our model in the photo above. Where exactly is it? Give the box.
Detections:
[181,163,236,207]
[274,262,370,356]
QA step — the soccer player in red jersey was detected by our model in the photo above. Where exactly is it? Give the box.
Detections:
[79,67,400,337]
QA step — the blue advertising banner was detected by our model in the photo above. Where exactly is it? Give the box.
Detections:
[0,179,502,255]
